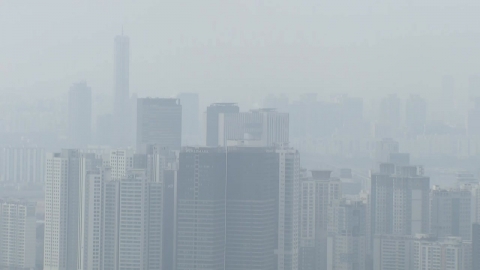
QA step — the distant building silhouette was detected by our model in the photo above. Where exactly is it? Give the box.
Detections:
[136,98,182,152]
[206,103,239,146]
[68,81,91,148]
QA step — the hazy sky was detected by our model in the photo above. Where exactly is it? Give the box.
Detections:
[1,0,480,106]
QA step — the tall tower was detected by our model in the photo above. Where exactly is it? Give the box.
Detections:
[113,33,130,147]
[68,81,92,148]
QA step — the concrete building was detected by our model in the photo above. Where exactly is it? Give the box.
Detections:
[369,163,430,250]
[373,234,412,270]
[177,145,300,270]
[0,146,45,183]
[205,103,240,146]
[327,200,367,270]
[412,235,471,270]
[299,170,342,270]
[108,149,134,180]
[219,108,289,147]
[0,200,36,269]
[472,223,480,270]
[68,81,92,148]
[374,138,399,164]
[177,92,200,145]
[43,150,100,270]
[430,186,471,240]
[136,98,182,152]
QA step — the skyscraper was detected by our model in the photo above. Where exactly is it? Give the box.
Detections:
[176,147,226,270]
[327,200,367,270]
[299,170,342,270]
[206,103,240,146]
[177,93,200,145]
[377,94,401,138]
[68,81,92,148]
[44,150,100,270]
[177,145,300,270]
[0,200,36,269]
[113,34,130,147]
[136,98,182,152]
[369,164,430,248]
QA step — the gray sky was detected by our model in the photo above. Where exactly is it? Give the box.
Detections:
[1,0,480,105]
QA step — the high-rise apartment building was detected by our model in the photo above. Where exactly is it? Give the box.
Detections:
[327,200,367,270]
[108,149,134,179]
[136,98,182,152]
[206,103,240,146]
[219,108,289,147]
[44,150,100,270]
[68,81,92,148]
[177,93,200,145]
[113,34,131,147]
[77,151,168,270]
[374,138,399,164]
[373,234,412,270]
[177,145,300,270]
[299,170,342,270]
[369,164,430,242]
[0,200,36,269]
[430,186,471,240]
[0,146,45,183]
[412,235,471,270]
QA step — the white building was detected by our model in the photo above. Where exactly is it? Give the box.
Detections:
[412,235,471,270]
[373,234,412,270]
[0,200,36,269]
[44,150,100,270]
[299,170,342,270]
[108,149,134,180]
[0,146,45,183]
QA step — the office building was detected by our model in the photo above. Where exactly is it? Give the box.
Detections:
[0,200,36,269]
[219,108,289,147]
[177,145,300,270]
[206,103,239,146]
[430,186,471,240]
[113,34,131,147]
[176,147,226,270]
[327,200,367,270]
[136,98,182,152]
[405,94,427,137]
[299,170,342,270]
[177,93,200,145]
[68,81,92,148]
[0,146,45,183]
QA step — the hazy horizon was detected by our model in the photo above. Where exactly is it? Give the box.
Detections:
[2,1,480,107]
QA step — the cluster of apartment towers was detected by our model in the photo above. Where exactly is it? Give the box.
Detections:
[2,34,480,270]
